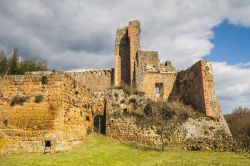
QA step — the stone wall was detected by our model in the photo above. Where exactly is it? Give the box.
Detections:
[0,72,64,153]
[137,73,177,101]
[105,89,161,146]
[0,72,63,138]
[0,71,104,154]
[114,27,130,86]
[61,73,104,143]
[135,51,177,101]
[177,60,220,117]
[105,89,232,150]
[67,69,114,92]
[128,20,140,85]
[114,20,140,86]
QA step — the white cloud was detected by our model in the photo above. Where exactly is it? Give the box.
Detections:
[0,0,250,113]
[213,62,250,114]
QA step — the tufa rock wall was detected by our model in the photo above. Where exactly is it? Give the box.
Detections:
[135,50,177,101]
[0,71,104,154]
[105,89,161,146]
[61,73,104,143]
[0,72,64,153]
[177,60,220,117]
[67,69,114,92]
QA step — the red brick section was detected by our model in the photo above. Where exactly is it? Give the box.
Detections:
[114,29,122,87]
[199,60,219,118]
[128,21,140,86]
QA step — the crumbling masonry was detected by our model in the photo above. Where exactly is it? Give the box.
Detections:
[0,20,229,154]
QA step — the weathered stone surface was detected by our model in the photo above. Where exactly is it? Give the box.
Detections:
[0,20,232,153]
[67,69,114,92]
[0,72,104,154]
[177,61,220,117]
[104,89,232,150]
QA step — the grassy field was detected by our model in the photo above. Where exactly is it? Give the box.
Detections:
[0,134,249,166]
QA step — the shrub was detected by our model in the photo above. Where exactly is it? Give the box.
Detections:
[129,98,137,104]
[116,84,144,96]
[120,99,125,104]
[0,49,48,75]
[161,102,175,119]
[144,102,153,116]
[143,100,198,121]
[34,95,44,103]
[179,112,189,121]
[225,107,250,152]
[135,91,145,97]
[123,108,129,116]
[41,76,48,85]
[10,96,29,106]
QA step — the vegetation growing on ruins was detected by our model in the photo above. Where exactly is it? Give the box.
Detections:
[0,134,249,166]
[34,95,44,103]
[116,84,145,96]
[10,96,30,106]
[140,100,204,151]
[225,107,250,152]
[0,49,47,76]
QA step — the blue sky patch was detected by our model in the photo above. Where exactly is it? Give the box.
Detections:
[207,20,250,64]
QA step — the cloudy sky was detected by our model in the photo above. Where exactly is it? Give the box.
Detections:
[0,0,249,114]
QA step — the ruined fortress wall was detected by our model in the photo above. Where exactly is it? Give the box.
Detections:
[176,60,219,117]
[135,51,177,101]
[105,89,161,146]
[105,89,230,149]
[114,28,130,86]
[67,69,114,92]
[114,20,140,86]
[137,73,177,101]
[199,61,220,117]
[136,51,160,68]
[0,72,104,154]
[106,115,161,146]
[128,20,140,85]
[0,72,65,153]
[0,72,64,140]
[61,73,104,142]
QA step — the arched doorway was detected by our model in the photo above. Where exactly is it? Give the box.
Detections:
[94,115,106,134]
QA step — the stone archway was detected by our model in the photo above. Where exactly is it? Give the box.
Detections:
[94,115,106,134]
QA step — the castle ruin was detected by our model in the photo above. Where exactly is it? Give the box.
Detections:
[0,20,230,154]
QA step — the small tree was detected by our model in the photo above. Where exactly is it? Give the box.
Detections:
[226,106,250,151]
[0,51,8,76]
[143,101,177,151]
[0,48,48,75]
[8,48,19,75]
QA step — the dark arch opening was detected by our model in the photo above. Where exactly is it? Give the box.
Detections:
[94,115,106,134]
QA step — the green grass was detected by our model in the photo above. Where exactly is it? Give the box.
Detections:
[0,134,249,166]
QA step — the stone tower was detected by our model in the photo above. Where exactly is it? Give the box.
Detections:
[114,20,140,86]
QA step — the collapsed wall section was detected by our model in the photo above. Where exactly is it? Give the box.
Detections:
[177,60,220,117]
[135,51,177,101]
[67,69,114,92]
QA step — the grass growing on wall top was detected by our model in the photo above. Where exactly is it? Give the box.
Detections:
[0,134,249,166]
